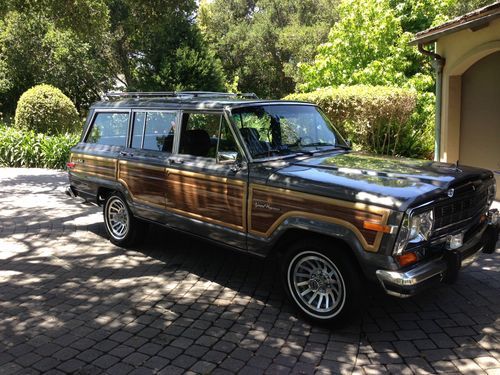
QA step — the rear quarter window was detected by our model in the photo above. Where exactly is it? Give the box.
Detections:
[86,112,129,147]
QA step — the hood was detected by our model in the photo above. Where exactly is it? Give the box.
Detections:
[267,152,493,211]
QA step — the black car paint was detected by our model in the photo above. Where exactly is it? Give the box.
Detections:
[68,99,496,285]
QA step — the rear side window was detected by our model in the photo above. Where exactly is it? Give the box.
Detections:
[86,112,129,147]
[130,111,176,152]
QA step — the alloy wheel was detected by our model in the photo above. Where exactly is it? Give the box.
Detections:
[288,251,346,319]
[105,197,130,240]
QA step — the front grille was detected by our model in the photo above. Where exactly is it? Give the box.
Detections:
[432,181,488,237]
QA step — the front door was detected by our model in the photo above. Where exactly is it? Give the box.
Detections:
[165,111,248,249]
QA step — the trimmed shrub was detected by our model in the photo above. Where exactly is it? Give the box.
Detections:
[285,85,433,158]
[14,84,80,135]
[0,123,79,169]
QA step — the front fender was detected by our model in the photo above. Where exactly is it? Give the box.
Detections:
[247,217,398,281]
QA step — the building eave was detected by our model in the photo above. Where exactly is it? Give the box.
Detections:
[410,2,500,45]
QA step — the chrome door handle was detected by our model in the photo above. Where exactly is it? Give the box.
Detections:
[119,151,133,157]
[168,158,184,164]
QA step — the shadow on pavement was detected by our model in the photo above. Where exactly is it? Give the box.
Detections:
[0,168,498,374]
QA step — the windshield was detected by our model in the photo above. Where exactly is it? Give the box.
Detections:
[231,105,348,159]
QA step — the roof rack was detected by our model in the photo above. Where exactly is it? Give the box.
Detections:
[102,91,258,101]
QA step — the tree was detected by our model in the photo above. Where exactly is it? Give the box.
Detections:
[296,0,452,158]
[298,0,414,91]
[107,0,225,92]
[198,0,340,98]
[0,1,114,113]
[297,0,496,91]
[446,0,497,17]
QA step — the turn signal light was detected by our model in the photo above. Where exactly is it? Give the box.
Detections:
[396,252,418,267]
[66,162,76,169]
[363,221,392,233]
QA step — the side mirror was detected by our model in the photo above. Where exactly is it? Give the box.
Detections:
[345,139,352,148]
[217,151,238,163]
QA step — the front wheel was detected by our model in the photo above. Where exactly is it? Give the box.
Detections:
[103,193,147,247]
[281,239,362,324]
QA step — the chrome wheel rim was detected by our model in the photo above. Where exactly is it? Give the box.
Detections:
[105,197,129,240]
[288,251,346,319]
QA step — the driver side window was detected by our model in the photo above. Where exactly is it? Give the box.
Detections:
[179,112,242,163]
[217,116,242,163]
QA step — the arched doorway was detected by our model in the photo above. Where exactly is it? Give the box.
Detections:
[459,51,500,199]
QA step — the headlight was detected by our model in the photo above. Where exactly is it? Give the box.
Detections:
[394,210,434,255]
[487,183,496,207]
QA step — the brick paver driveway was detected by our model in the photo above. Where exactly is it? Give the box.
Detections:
[0,168,499,375]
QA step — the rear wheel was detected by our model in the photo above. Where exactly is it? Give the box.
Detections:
[281,238,362,324]
[103,193,147,247]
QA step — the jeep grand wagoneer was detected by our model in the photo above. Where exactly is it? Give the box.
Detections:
[66,91,499,323]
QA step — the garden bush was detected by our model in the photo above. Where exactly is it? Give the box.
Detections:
[0,123,79,169]
[285,85,433,159]
[14,84,80,135]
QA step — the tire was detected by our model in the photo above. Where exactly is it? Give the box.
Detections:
[281,238,362,325]
[103,192,147,247]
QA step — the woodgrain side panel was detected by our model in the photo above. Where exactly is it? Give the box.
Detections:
[166,170,246,230]
[71,153,116,179]
[117,160,246,231]
[118,161,167,208]
[249,184,390,252]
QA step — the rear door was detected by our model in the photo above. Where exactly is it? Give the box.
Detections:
[69,109,131,200]
[116,110,178,221]
[164,111,248,249]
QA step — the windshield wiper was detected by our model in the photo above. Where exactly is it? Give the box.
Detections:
[333,143,351,150]
[302,142,334,147]
[252,149,309,160]
[298,143,351,154]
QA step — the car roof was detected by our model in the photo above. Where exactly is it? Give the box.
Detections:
[90,97,315,111]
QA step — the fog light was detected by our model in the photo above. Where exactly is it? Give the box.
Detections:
[447,233,463,250]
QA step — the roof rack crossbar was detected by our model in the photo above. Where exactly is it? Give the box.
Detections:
[102,91,259,101]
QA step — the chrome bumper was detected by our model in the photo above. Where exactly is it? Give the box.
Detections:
[376,210,498,298]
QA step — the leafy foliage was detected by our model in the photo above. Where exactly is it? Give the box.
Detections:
[199,0,339,98]
[298,0,412,90]
[445,0,497,17]
[0,1,114,112]
[0,123,80,169]
[108,0,225,92]
[294,0,453,158]
[285,86,433,158]
[15,85,80,135]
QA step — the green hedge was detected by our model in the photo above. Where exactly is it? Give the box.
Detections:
[285,85,433,159]
[0,124,79,169]
[15,84,80,135]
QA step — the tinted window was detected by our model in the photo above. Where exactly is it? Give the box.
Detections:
[86,112,129,146]
[179,113,221,158]
[131,112,145,149]
[142,112,176,152]
[217,117,242,163]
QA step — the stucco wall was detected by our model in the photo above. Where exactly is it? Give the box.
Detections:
[436,17,500,164]
[459,51,500,198]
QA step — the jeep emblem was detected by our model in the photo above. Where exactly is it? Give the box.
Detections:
[447,188,454,198]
